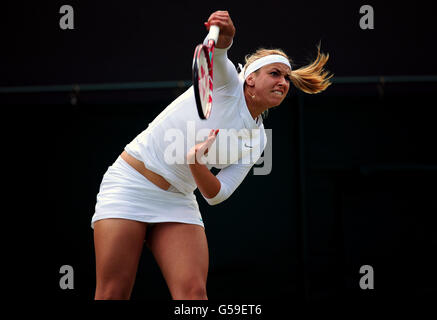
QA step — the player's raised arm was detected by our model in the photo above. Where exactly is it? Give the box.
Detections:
[204,11,240,91]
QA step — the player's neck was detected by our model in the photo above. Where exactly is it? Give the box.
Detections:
[244,90,268,120]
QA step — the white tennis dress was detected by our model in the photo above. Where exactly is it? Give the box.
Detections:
[91,41,267,229]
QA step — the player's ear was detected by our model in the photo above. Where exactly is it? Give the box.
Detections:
[245,74,256,87]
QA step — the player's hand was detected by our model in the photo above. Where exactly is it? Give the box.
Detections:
[204,10,235,48]
[187,129,219,165]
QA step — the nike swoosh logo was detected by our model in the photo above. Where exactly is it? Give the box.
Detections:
[244,143,253,148]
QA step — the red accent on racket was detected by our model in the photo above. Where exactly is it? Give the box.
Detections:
[192,25,220,120]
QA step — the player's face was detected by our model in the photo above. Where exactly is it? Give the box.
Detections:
[254,63,291,107]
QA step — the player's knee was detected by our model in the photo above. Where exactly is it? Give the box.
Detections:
[95,286,131,300]
[173,278,208,300]
[95,277,133,300]
[187,284,208,300]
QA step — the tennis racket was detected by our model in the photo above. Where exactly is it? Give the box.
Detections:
[192,25,220,120]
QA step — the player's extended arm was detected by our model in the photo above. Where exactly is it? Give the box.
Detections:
[187,129,221,199]
[203,11,239,90]
[187,129,256,205]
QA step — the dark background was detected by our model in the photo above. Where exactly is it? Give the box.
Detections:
[1,0,436,312]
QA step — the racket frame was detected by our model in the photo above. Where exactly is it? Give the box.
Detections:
[192,26,220,120]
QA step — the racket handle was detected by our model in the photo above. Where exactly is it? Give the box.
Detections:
[207,25,220,43]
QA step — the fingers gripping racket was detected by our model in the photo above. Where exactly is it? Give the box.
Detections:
[192,25,220,120]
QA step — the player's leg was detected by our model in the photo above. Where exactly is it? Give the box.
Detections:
[93,218,147,300]
[146,222,209,300]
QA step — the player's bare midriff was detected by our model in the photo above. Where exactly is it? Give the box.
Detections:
[121,151,171,191]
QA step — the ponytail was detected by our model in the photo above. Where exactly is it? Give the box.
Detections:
[289,44,333,94]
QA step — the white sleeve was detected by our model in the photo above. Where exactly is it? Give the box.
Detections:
[203,38,239,90]
[213,45,240,90]
[202,163,253,206]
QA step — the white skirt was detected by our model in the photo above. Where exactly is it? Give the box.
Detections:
[91,156,204,229]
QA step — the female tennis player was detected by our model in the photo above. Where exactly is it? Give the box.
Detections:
[91,10,332,300]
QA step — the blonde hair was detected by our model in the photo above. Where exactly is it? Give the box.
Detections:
[243,45,333,94]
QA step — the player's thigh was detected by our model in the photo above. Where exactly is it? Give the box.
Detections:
[94,218,147,284]
[146,222,209,288]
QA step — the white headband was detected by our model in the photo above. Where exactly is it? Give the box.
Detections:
[242,54,291,80]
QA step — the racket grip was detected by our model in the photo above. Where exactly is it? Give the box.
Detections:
[208,25,220,43]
